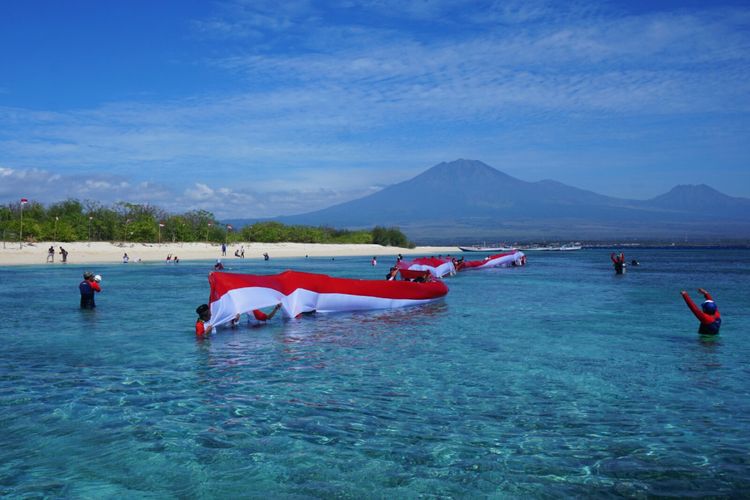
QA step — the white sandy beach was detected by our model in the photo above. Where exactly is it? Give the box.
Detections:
[0,241,460,266]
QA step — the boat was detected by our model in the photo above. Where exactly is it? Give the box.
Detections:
[521,243,582,251]
[207,270,449,327]
[459,244,515,252]
[459,250,526,270]
[559,243,583,251]
[396,257,456,280]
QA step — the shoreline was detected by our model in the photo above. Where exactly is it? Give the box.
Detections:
[0,241,460,266]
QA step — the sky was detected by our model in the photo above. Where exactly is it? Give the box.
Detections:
[1,0,749,219]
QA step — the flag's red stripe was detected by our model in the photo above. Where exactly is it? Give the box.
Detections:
[209,270,448,303]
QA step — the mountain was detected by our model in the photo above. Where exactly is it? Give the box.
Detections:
[261,159,750,242]
[645,184,750,217]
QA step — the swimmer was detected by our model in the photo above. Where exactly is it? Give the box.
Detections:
[681,288,721,335]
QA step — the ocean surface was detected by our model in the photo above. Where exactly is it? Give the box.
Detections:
[1,249,749,498]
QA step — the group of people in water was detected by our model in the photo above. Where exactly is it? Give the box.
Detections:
[62,247,701,337]
[611,251,721,335]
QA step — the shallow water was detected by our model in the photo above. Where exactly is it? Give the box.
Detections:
[1,249,749,497]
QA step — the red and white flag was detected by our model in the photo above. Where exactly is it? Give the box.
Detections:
[158,223,165,227]
[20,198,28,204]
[461,250,526,270]
[207,270,448,328]
[226,224,233,231]
[397,257,456,280]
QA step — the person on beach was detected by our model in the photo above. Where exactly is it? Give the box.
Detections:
[681,288,721,335]
[79,271,101,309]
[263,252,269,261]
[610,252,626,274]
[372,256,377,266]
[122,253,129,264]
[59,247,68,263]
[214,259,224,270]
[249,304,282,326]
[47,246,55,263]
[166,254,172,263]
[221,243,226,256]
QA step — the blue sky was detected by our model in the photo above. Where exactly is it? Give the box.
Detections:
[1,0,749,218]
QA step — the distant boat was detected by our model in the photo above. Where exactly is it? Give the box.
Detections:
[459,244,515,252]
[559,243,582,251]
[522,243,582,251]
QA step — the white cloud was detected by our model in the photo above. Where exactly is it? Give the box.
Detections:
[0,166,388,218]
[1,0,749,209]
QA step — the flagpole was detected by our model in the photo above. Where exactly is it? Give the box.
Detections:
[19,201,24,249]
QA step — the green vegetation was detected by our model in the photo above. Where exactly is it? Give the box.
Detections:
[0,199,413,247]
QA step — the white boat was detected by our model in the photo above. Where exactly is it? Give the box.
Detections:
[459,245,515,252]
[559,243,582,251]
[522,243,582,251]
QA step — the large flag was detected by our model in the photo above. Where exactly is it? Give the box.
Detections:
[460,250,526,270]
[207,270,449,327]
[396,257,456,280]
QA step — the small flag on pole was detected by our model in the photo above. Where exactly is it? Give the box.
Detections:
[227,224,233,230]
[20,198,28,204]
[159,223,165,227]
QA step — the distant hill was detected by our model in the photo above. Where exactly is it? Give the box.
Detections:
[233,160,750,242]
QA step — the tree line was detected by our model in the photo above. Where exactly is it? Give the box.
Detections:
[0,199,413,247]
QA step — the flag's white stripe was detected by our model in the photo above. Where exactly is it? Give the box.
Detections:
[407,261,456,278]
[209,286,443,328]
[468,251,525,270]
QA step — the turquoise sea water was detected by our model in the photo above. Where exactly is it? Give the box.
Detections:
[1,249,749,497]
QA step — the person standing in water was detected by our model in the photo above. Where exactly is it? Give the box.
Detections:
[79,271,101,309]
[195,304,213,337]
[681,288,721,335]
[610,252,626,274]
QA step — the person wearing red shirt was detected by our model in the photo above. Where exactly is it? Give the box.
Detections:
[610,252,626,274]
[681,288,722,335]
[79,271,101,309]
[195,304,213,337]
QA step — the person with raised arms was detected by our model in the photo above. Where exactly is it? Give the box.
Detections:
[681,288,721,335]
